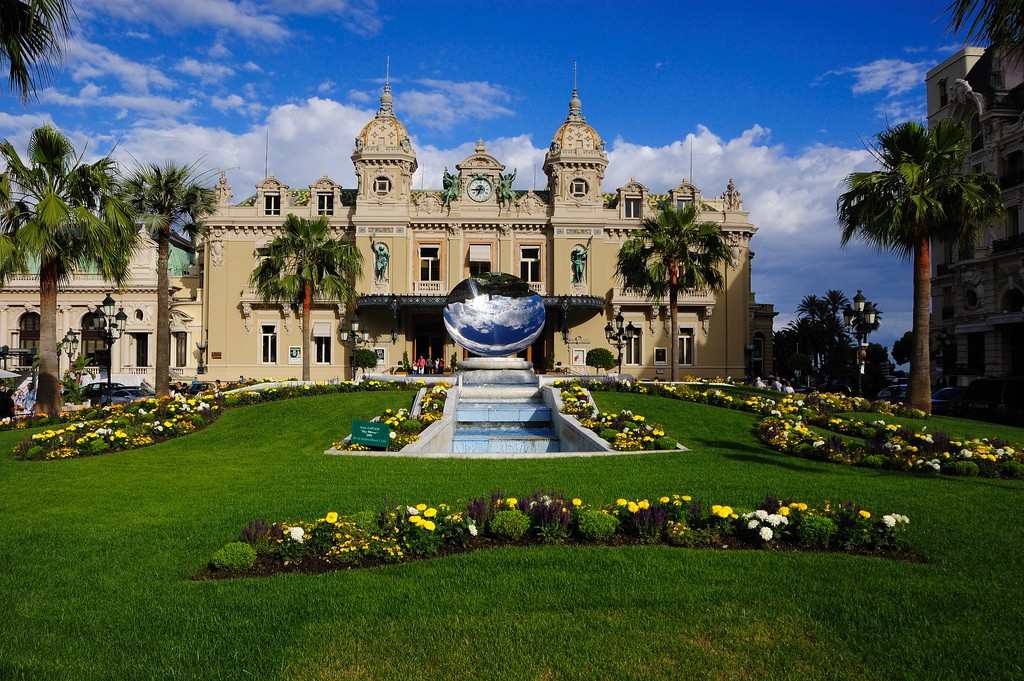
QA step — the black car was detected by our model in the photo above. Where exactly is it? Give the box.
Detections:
[931,387,965,416]
[81,381,125,405]
[959,378,1024,426]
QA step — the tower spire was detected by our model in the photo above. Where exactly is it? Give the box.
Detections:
[378,56,394,117]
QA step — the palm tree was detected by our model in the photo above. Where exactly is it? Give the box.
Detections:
[615,203,733,382]
[122,161,216,397]
[1,0,74,102]
[837,119,1003,412]
[946,0,1024,51]
[0,124,137,414]
[249,214,362,382]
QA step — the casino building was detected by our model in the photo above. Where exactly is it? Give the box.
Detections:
[0,83,776,383]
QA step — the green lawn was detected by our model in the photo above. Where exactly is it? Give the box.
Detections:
[1,391,1022,680]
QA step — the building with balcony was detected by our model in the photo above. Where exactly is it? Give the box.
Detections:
[2,82,776,383]
[926,47,1024,383]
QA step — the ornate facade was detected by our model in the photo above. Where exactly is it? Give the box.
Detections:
[926,47,1024,382]
[2,84,775,383]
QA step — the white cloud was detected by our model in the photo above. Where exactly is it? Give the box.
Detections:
[64,39,176,92]
[39,85,196,117]
[175,58,235,85]
[400,79,516,130]
[78,0,290,41]
[822,58,933,98]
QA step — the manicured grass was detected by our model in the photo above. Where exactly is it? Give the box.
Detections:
[1,391,1022,679]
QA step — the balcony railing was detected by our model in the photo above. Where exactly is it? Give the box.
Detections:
[612,287,715,305]
[991,233,1024,254]
[413,281,446,295]
[527,282,546,295]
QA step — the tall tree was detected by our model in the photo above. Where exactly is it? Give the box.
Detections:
[946,0,1024,51]
[122,161,216,397]
[1,0,73,102]
[615,203,733,382]
[837,119,1003,412]
[0,124,137,414]
[249,214,362,382]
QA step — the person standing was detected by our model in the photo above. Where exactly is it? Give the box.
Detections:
[0,387,14,420]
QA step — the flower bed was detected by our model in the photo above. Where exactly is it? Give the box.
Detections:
[332,382,450,452]
[555,379,1024,479]
[557,384,677,450]
[201,489,916,578]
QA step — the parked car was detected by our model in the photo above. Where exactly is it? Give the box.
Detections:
[931,387,965,416]
[959,378,1024,426]
[99,387,153,406]
[81,381,125,405]
[875,385,908,403]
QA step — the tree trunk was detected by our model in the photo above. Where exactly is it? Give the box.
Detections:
[155,222,171,397]
[37,260,61,415]
[301,283,311,382]
[909,235,932,413]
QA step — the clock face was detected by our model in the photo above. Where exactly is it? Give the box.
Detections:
[467,177,493,202]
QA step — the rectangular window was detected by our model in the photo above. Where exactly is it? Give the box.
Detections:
[261,324,278,364]
[313,321,332,364]
[938,78,948,107]
[174,332,187,367]
[966,332,985,374]
[678,327,694,366]
[131,332,149,367]
[624,330,641,365]
[520,246,541,282]
[419,245,441,281]
[264,194,280,216]
[317,193,334,215]
[468,244,491,276]
[1010,206,1020,237]
[676,199,690,210]
[625,197,641,218]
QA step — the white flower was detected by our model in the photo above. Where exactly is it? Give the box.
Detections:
[882,515,897,528]
[468,523,478,537]
[389,431,396,440]
[813,440,825,448]
[759,526,773,541]
[288,526,305,543]
[960,449,972,458]
[755,510,769,521]
[406,506,419,516]
[748,520,760,529]
[767,514,788,527]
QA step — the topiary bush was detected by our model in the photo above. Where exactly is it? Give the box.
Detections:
[575,509,619,542]
[1001,460,1024,478]
[489,509,531,541]
[796,514,838,548]
[949,460,980,477]
[210,541,257,572]
[585,348,616,374]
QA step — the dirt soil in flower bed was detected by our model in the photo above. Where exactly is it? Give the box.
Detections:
[193,536,926,581]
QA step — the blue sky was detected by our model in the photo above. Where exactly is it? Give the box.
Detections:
[0,0,977,361]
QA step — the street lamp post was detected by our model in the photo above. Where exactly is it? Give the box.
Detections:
[604,311,637,376]
[61,329,79,376]
[92,293,127,406]
[843,290,878,397]
[560,295,571,343]
[1,344,9,370]
[196,331,209,375]
[340,313,370,380]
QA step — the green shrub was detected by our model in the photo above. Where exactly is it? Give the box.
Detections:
[575,509,619,542]
[599,428,618,442]
[655,436,677,450]
[949,460,980,477]
[796,514,838,548]
[864,454,885,469]
[400,419,422,434]
[24,445,44,461]
[1001,460,1024,478]
[489,509,531,541]
[666,523,719,547]
[88,439,110,454]
[210,542,257,572]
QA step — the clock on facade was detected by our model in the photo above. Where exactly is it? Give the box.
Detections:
[467,176,493,202]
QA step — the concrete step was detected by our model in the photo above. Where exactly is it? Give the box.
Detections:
[456,403,551,424]
[459,386,541,401]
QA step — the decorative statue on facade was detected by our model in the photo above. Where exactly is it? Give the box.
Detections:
[570,237,592,285]
[497,168,517,209]
[439,167,460,207]
[371,238,390,282]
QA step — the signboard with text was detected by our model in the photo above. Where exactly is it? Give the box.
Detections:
[351,420,391,448]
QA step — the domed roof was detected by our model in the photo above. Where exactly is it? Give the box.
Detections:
[549,88,605,155]
[355,83,413,152]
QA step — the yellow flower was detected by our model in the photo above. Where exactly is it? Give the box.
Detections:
[659,496,669,504]
[779,507,790,516]
[506,497,518,507]
[325,512,339,524]
[422,520,436,531]
[638,499,650,510]
[416,503,427,511]
[409,515,422,524]
[682,496,691,502]
[616,498,627,507]
[859,510,871,519]
[572,498,582,506]
[424,507,437,518]
[627,502,639,513]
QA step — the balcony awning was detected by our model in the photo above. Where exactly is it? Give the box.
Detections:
[468,244,491,262]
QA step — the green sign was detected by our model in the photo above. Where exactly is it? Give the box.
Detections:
[351,420,391,448]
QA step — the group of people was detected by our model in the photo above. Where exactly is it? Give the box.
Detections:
[413,356,444,375]
[0,381,35,419]
[752,375,795,394]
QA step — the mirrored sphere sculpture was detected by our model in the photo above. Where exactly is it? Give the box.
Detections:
[443,273,546,356]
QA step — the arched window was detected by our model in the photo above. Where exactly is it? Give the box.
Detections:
[80,312,106,367]
[18,313,40,366]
